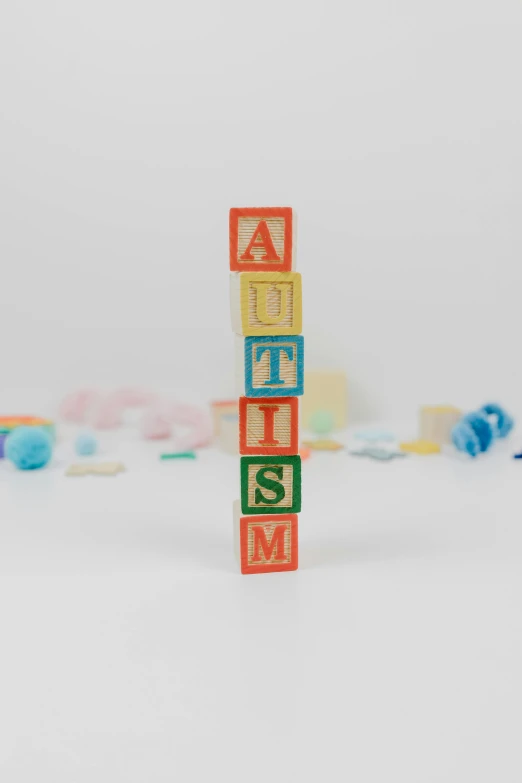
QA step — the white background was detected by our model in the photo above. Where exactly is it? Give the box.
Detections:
[2,2,522,781]
[2,0,521,419]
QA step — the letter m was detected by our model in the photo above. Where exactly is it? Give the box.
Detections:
[251,523,288,563]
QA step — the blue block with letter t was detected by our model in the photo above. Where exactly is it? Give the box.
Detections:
[236,335,304,398]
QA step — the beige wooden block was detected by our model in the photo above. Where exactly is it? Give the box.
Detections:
[419,405,462,445]
[66,462,126,476]
[229,272,302,336]
[218,414,239,454]
[210,400,238,437]
[301,370,347,430]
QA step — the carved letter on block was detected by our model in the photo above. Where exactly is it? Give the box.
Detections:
[236,335,304,398]
[229,207,293,273]
[233,500,298,574]
[230,272,302,336]
[240,455,301,515]
[239,396,298,456]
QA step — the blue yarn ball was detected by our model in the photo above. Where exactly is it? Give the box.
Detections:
[478,403,514,439]
[5,426,53,470]
[463,412,493,453]
[452,420,481,457]
[75,432,97,456]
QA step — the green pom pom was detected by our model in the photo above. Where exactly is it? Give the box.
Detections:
[309,410,335,435]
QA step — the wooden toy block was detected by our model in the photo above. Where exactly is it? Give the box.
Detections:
[210,399,238,437]
[218,414,239,454]
[66,462,126,476]
[239,396,298,455]
[229,207,294,273]
[419,405,462,445]
[235,335,304,398]
[230,271,302,336]
[240,455,301,515]
[301,370,347,430]
[233,500,298,574]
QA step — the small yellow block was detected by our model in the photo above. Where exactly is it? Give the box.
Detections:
[399,440,441,455]
[301,439,344,451]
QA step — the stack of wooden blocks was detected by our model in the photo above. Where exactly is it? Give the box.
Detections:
[229,207,303,575]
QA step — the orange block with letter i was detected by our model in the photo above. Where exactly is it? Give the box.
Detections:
[233,500,298,574]
[239,396,298,456]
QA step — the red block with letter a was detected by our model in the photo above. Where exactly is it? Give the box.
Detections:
[234,503,298,574]
[229,207,293,272]
[239,396,298,456]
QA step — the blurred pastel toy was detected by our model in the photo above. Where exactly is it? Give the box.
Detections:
[0,415,55,441]
[451,403,513,458]
[301,439,344,451]
[419,405,462,445]
[160,451,197,460]
[301,370,347,431]
[0,431,7,459]
[210,400,238,437]
[218,414,239,454]
[66,462,125,476]
[354,429,395,442]
[141,402,212,450]
[141,407,172,439]
[309,410,335,436]
[59,390,100,423]
[5,426,53,470]
[400,440,441,455]
[478,403,514,439]
[350,446,406,461]
[92,388,157,429]
[75,432,98,456]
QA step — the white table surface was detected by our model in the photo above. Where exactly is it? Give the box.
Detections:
[1,429,521,782]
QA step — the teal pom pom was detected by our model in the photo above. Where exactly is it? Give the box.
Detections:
[309,410,335,436]
[75,432,97,456]
[5,426,53,470]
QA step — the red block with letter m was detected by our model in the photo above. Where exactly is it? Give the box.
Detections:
[234,501,298,575]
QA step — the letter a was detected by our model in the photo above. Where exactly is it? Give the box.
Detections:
[252,524,287,562]
[240,220,281,262]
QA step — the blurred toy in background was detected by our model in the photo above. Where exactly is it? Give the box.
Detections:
[301,371,347,431]
[218,414,239,454]
[210,400,238,438]
[5,426,53,470]
[0,416,55,459]
[75,432,98,456]
[354,428,395,443]
[451,403,514,457]
[419,405,462,445]
[308,410,335,436]
[400,439,441,455]
[350,446,407,461]
[60,388,212,451]
[302,438,344,451]
[66,462,125,477]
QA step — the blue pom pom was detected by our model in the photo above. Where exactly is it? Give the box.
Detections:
[452,420,481,457]
[462,412,493,453]
[478,403,514,439]
[5,426,53,470]
[75,432,97,456]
